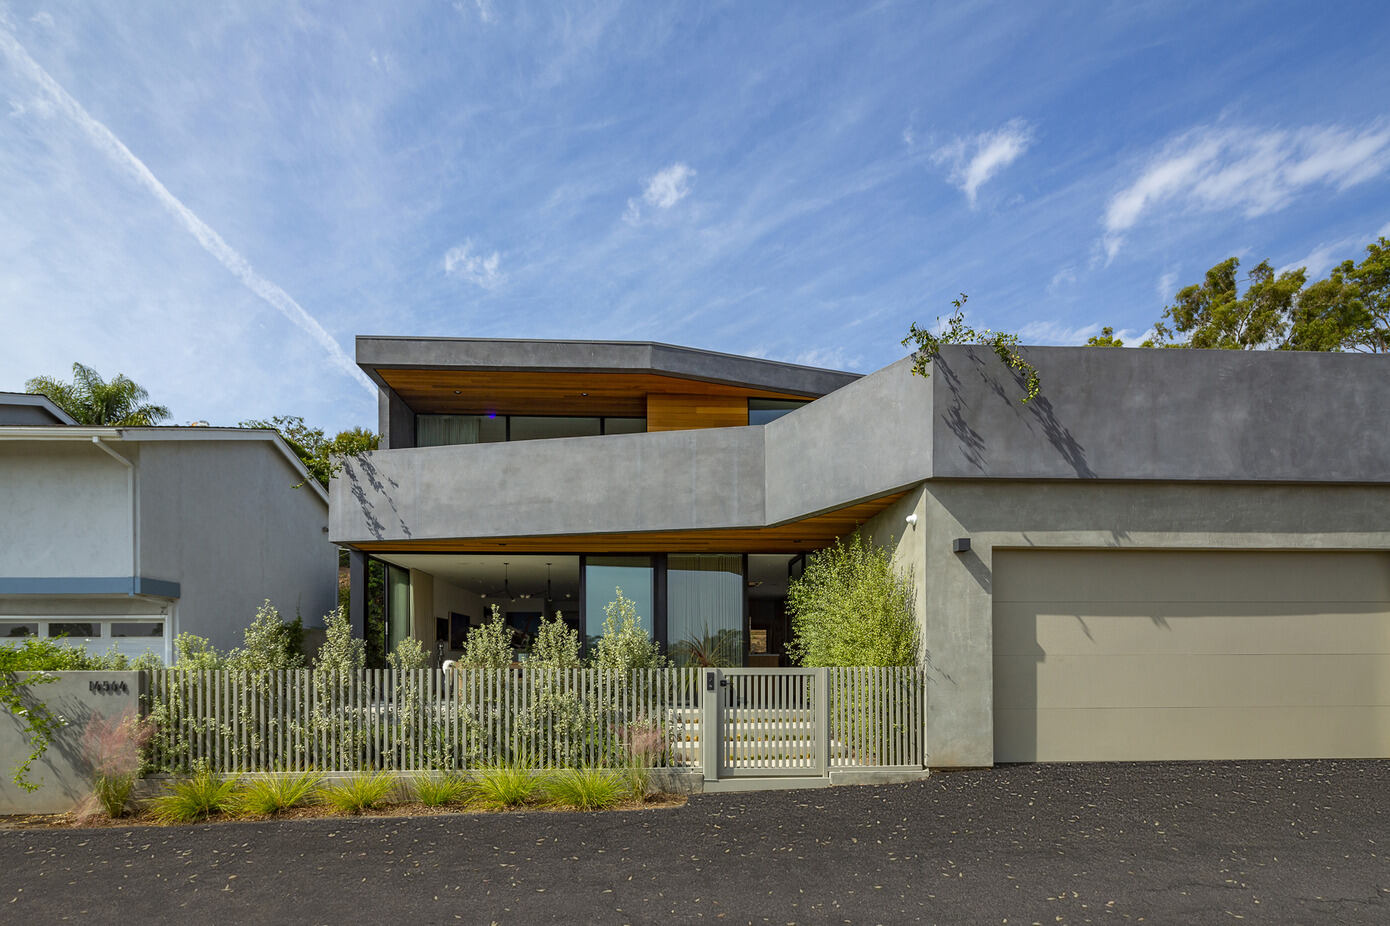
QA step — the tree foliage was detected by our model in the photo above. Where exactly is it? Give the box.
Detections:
[237,415,379,487]
[1111,237,1390,353]
[902,294,1041,402]
[1153,258,1305,349]
[25,362,171,425]
[1085,326,1125,347]
[785,533,919,667]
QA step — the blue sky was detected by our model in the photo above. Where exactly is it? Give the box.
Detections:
[2,1,1388,434]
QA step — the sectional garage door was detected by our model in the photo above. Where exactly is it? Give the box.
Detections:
[992,550,1390,763]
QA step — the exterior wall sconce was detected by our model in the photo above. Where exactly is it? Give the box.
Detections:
[904,513,918,527]
[952,537,971,553]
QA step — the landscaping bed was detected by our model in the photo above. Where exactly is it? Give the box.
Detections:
[1,791,687,830]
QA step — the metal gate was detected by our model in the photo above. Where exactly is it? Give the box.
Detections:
[701,667,829,778]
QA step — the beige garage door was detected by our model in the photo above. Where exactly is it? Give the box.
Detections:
[993,550,1390,762]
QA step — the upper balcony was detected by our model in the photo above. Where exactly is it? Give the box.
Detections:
[357,336,862,449]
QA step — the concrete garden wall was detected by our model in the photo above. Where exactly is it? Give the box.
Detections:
[1,671,141,814]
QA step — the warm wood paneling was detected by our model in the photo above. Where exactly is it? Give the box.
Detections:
[378,369,809,417]
[350,493,906,555]
[646,394,748,432]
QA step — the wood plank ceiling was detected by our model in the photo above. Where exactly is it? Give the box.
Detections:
[350,493,907,555]
[377,369,812,417]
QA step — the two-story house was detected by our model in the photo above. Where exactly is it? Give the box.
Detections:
[330,337,1390,768]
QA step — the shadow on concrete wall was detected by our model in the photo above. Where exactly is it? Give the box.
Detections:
[342,456,412,542]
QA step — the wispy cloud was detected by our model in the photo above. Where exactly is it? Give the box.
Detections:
[624,162,695,224]
[1016,319,1155,346]
[1156,269,1178,305]
[934,119,1035,207]
[453,0,496,25]
[1047,266,1077,295]
[443,239,505,289]
[0,27,373,394]
[1103,122,1390,260]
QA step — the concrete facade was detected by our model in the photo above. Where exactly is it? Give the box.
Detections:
[1,426,337,656]
[331,339,1390,767]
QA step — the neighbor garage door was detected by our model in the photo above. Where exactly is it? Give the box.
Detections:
[992,550,1390,762]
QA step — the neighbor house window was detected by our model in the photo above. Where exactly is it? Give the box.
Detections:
[748,399,809,425]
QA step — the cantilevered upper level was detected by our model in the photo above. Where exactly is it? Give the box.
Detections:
[358,336,861,448]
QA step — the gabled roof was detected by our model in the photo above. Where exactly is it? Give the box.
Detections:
[0,392,79,426]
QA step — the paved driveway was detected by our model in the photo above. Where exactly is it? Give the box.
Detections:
[2,760,1387,924]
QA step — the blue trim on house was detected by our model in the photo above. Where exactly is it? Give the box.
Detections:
[0,577,181,598]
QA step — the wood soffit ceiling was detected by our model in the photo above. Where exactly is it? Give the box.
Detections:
[350,493,906,555]
[376,369,814,416]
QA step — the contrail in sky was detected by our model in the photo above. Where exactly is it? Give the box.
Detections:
[0,27,374,394]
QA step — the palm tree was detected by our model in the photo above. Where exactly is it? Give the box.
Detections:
[25,363,171,426]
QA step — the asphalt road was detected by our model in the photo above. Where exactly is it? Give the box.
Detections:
[2,760,1387,924]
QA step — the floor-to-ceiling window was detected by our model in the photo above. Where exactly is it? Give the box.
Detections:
[666,554,744,667]
[386,564,412,657]
[583,556,654,647]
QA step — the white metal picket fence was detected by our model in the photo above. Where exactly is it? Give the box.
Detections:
[142,666,925,778]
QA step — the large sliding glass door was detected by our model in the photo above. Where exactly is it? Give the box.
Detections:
[666,554,744,667]
[583,556,654,646]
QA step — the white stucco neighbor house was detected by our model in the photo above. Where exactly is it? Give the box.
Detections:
[0,393,337,660]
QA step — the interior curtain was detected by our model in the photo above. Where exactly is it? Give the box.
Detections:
[417,414,480,447]
[667,554,742,666]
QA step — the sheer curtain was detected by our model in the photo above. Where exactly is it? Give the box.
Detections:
[667,554,743,667]
[416,415,480,447]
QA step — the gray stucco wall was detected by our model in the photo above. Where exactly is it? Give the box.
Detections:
[333,427,766,542]
[764,357,932,522]
[137,440,337,652]
[0,671,141,814]
[0,441,134,577]
[930,344,1390,482]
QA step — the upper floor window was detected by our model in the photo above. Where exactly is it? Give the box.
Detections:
[416,414,646,448]
[748,399,809,425]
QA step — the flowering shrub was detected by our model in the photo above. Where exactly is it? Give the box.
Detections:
[81,709,154,818]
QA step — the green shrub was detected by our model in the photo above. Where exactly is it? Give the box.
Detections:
[317,772,398,814]
[593,590,668,672]
[470,764,542,810]
[226,601,305,671]
[785,532,919,667]
[387,636,429,672]
[412,774,470,807]
[544,767,626,811]
[148,768,237,823]
[530,612,582,669]
[313,606,365,680]
[459,605,513,669]
[232,772,322,816]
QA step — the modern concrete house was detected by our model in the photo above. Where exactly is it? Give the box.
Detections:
[329,339,1390,767]
[0,395,338,659]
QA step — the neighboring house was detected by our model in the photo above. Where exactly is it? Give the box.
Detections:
[0,394,337,660]
[329,339,1390,767]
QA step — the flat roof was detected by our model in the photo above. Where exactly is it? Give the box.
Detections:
[355,336,862,399]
